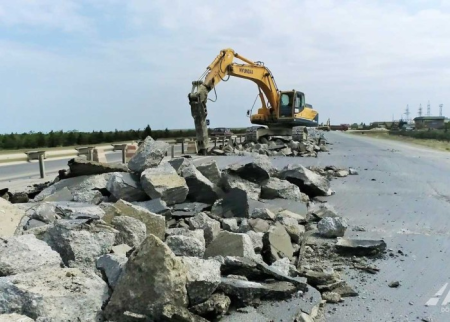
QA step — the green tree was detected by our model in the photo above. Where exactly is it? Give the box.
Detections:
[142,125,152,139]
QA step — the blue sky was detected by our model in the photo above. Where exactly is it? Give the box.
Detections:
[1,0,450,133]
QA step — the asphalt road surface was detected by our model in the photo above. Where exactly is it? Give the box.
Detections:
[213,132,450,322]
[2,131,450,321]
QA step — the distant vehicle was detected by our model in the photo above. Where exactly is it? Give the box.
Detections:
[210,127,234,137]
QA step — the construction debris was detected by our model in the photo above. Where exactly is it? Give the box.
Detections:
[0,135,387,321]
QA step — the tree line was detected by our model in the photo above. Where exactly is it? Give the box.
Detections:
[0,125,245,150]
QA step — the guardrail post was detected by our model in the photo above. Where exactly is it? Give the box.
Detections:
[171,145,175,158]
[221,136,225,148]
[38,153,45,179]
[214,137,218,148]
[122,146,127,164]
[181,141,185,154]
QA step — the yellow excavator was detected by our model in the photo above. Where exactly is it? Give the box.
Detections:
[188,48,319,153]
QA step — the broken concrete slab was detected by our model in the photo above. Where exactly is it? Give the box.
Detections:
[0,198,26,238]
[187,213,220,246]
[0,234,63,276]
[114,199,165,241]
[166,235,205,257]
[107,172,148,202]
[34,173,112,202]
[205,231,256,259]
[222,218,239,232]
[277,209,307,224]
[228,155,276,184]
[335,237,387,256]
[262,223,294,264]
[251,208,276,221]
[128,136,170,172]
[317,216,348,238]
[217,277,297,306]
[96,254,127,289]
[220,172,260,200]
[41,219,117,271]
[0,268,109,321]
[168,157,192,175]
[197,160,222,185]
[166,228,206,249]
[248,218,270,233]
[215,188,250,218]
[112,215,147,248]
[307,203,338,221]
[52,202,105,220]
[258,198,308,219]
[73,189,104,204]
[180,257,221,305]
[322,291,341,303]
[246,231,264,253]
[141,163,188,206]
[261,177,303,201]
[111,244,132,257]
[9,192,28,204]
[104,234,188,321]
[67,157,128,177]
[276,215,304,244]
[278,164,331,197]
[182,164,222,204]
[133,198,171,216]
[189,293,231,320]
[301,270,341,286]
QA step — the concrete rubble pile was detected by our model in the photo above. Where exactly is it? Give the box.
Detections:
[0,136,386,322]
[210,129,329,158]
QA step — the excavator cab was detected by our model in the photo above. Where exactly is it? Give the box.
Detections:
[278,91,305,119]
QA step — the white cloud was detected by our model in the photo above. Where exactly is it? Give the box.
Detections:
[1,0,450,133]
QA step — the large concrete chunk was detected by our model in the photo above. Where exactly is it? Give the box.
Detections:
[114,200,165,240]
[229,155,276,184]
[0,314,34,321]
[112,215,147,248]
[307,203,338,221]
[0,199,26,238]
[246,231,264,253]
[248,218,270,233]
[262,223,294,264]
[261,177,303,201]
[335,238,387,256]
[161,305,209,322]
[276,215,304,244]
[107,172,148,202]
[166,228,206,249]
[180,257,221,305]
[128,136,170,172]
[169,157,192,175]
[104,235,188,320]
[251,208,276,221]
[0,268,109,321]
[42,220,117,271]
[25,202,57,224]
[187,213,220,246]
[205,231,256,259]
[96,254,127,289]
[197,161,222,185]
[218,277,297,306]
[67,157,128,177]
[141,164,188,206]
[278,164,331,197]
[214,188,250,218]
[220,172,260,200]
[166,235,205,257]
[182,164,222,204]
[317,217,348,238]
[34,173,112,202]
[0,234,63,276]
[52,202,105,220]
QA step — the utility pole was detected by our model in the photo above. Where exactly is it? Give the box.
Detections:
[439,104,443,116]
[418,104,422,117]
[405,104,410,122]
[427,101,431,116]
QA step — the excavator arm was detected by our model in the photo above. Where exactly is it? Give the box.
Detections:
[188,48,280,153]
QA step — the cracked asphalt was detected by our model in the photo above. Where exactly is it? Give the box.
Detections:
[212,131,450,322]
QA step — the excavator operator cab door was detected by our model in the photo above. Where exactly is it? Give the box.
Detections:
[279,91,304,118]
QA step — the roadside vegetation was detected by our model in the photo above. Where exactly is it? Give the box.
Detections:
[0,125,246,151]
